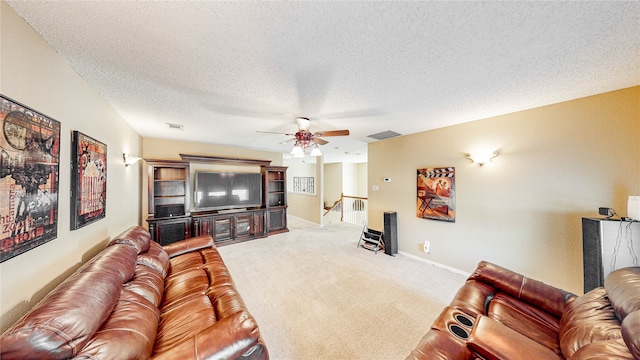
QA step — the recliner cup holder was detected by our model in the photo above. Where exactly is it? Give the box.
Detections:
[448,324,469,339]
[455,313,474,328]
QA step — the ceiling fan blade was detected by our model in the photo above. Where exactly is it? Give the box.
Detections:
[314,129,350,137]
[279,138,297,144]
[313,137,329,145]
[256,130,285,135]
[256,130,296,136]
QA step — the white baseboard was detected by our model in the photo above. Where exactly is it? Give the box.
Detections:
[398,251,471,277]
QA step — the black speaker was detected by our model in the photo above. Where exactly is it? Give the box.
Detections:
[156,222,188,245]
[155,204,185,218]
[383,211,398,256]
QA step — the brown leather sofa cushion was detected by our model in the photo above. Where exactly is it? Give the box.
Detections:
[467,315,563,360]
[152,312,264,360]
[449,279,496,316]
[75,289,160,359]
[605,267,640,359]
[137,241,170,277]
[108,225,152,254]
[568,337,635,359]
[559,287,623,358]
[153,244,266,359]
[162,268,210,312]
[406,327,476,360]
[606,268,640,320]
[622,311,640,359]
[154,294,217,354]
[0,244,138,359]
[488,292,562,354]
[162,235,214,258]
[124,264,165,307]
[469,261,574,318]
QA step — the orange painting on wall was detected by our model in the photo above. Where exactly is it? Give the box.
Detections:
[417,167,455,222]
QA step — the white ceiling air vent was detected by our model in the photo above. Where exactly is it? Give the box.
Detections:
[367,130,402,140]
[167,123,184,131]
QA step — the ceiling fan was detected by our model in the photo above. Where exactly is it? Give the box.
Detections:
[258,117,350,157]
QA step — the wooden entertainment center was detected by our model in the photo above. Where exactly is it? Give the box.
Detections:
[146,154,287,246]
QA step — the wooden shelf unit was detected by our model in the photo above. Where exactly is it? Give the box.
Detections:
[263,166,288,234]
[145,156,288,245]
[147,160,190,219]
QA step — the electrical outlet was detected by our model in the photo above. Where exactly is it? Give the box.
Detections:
[423,240,431,253]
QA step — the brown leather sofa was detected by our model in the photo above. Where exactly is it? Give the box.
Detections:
[0,226,268,360]
[407,261,640,360]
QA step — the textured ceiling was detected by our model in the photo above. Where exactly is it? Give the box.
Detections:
[7,1,640,163]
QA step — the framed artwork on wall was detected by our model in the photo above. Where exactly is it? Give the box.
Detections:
[417,167,456,222]
[292,176,315,194]
[0,94,61,263]
[70,131,107,230]
[293,176,300,192]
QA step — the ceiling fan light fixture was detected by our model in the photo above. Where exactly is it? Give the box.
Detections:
[296,117,311,132]
[290,144,304,156]
[310,146,322,157]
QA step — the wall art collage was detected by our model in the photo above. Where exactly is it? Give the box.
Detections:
[0,94,108,263]
[292,176,314,194]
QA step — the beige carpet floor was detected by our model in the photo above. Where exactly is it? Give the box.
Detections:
[217,216,467,360]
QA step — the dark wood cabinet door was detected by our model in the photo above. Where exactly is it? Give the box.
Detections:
[149,217,191,246]
[213,216,233,242]
[252,212,265,237]
[267,208,287,233]
[235,214,252,239]
[193,216,213,237]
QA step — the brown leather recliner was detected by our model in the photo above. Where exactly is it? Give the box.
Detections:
[407,261,640,360]
[0,226,268,360]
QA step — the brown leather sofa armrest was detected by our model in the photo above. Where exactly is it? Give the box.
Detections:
[151,311,267,360]
[467,315,563,360]
[469,261,575,317]
[162,235,215,258]
[406,329,475,360]
[622,311,640,359]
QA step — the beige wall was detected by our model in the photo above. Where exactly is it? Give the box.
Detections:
[324,163,343,206]
[0,2,142,332]
[290,161,367,224]
[324,162,367,205]
[288,192,323,224]
[142,137,283,165]
[286,159,323,224]
[368,86,640,295]
[342,163,358,197]
[357,163,368,198]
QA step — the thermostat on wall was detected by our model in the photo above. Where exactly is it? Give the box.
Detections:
[384,178,391,182]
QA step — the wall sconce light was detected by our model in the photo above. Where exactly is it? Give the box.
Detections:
[466,151,498,166]
[123,153,141,167]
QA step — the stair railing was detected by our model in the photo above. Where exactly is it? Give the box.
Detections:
[323,193,368,226]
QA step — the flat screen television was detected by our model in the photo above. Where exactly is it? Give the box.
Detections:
[194,172,263,211]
